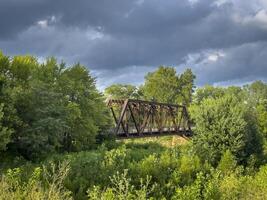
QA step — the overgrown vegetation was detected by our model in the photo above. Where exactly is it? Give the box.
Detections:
[0,52,111,159]
[1,52,267,199]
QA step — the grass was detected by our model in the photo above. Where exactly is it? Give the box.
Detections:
[119,135,189,147]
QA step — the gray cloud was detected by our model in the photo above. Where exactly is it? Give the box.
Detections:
[0,0,267,88]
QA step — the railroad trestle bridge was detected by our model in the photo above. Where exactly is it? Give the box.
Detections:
[107,99,192,138]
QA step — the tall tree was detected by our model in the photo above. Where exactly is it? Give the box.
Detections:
[58,64,111,151]
[143,66,195,104]
[177,69,196,105]
[0,52,111,159]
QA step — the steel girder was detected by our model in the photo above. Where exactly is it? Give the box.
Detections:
[107,99,192,138]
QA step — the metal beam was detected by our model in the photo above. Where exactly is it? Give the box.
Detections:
[107,98,192,138]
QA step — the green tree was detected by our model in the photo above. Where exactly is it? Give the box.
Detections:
[190,95,263,165]
[143,66,195,104]
[177,69,196,106]
[142,66,178,103]
[104,84,142,99]
[14,82,68,159]
[0,104,13,151]
[0,52,111,159]
[193,85,225,104]
[256,100,267,138]
[245,81,267,104]
[59,64,111,151]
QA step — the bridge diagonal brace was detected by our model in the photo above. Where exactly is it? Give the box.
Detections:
[107,98,192,138]
[110,107,127,133]
[128,104,140,135]
[115,99,129,136]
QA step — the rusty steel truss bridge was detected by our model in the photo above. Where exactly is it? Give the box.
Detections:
[107,99,192,138]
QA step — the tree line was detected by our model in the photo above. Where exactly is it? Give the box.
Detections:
[105,66,195,106]
[0,52,267,199]
[0,52,110,159]
[105,66,267,166]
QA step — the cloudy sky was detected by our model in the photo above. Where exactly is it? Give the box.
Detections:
[1,0,267,89]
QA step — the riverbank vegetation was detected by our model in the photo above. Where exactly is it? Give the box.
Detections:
[0,52,267,199]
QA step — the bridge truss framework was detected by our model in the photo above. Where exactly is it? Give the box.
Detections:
[107,99,192,138]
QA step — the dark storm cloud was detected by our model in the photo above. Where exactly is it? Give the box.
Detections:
[0,0,267,87]
[0,0,140,38]
[194,41,267,85]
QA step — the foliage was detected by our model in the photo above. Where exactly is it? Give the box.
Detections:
[0,161,72,200]
[142,66,195,105]
[193,85,244,104]
[0,52,111,159]
[172,172,205,200]
[0,104,12,151]
[244,80,267,104]
[177,69,196,105]
[256,100,267,139]
[0,138,267,200]
[104,84,143,99]
[87,170,155,200]
[217,150,237,176]
[190,94,263,165]
[194,85,225,104]
[1,51,267,200]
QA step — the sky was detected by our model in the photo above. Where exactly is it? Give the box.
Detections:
[0,0,267,90]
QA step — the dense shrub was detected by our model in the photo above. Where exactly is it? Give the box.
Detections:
[0,161,72,200]
[0,139,267,200]
[45,143,167,199]
[190,95,263,165]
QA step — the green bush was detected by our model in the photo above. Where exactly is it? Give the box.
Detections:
[46,143,166,199]
[0,161,72,200]
[1,141,267,200]
[190,95,263,165]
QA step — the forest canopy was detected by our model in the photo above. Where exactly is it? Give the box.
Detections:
[0,52,111,159]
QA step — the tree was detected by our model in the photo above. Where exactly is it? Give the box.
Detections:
[256,100,267,138]
[142,66,195,104]
[193,85,225,104]
[190,95,263,165]
[0,52,23,153]
[143,66,178,103]
[13,82,68,158]
[177,69,196,106]
[58,64,111,151]
[194,85,244,105]
[242,81,267,139]
[0,52,111,159]
[0,104,13,151]
[104,84,142,99]
[246,81,267,101]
